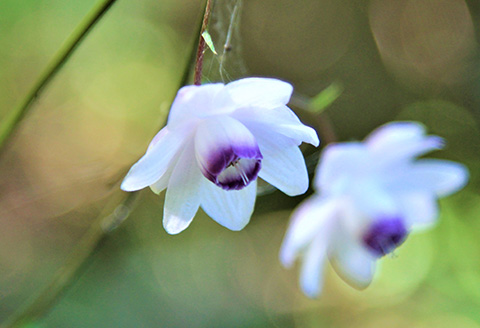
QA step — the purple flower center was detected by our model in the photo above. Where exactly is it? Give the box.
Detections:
[362,217,408,257]
[214,156,262,190]
[200,145,262,191]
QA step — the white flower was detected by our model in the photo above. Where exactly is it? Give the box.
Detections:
[279,122,468,298]
[121,77,319,234]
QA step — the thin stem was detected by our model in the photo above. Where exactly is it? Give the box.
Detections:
[1,191,139,328]
[0,0,118,151]
[193,0,214,85]
[314,112,337,144]
[1,5,207,325]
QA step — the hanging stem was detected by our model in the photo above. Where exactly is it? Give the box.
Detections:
[0,0,118,151]
[1,4,209,325]
[193,0,214,85]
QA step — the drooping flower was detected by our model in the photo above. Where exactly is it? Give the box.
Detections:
[279,122,468,298]
[121,78,319,234]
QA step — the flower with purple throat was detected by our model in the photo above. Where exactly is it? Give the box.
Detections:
[121,77,319,234]
[279,122,468,298]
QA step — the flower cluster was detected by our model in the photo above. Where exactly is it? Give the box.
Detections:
[279,122,469,297]
[122,77,469,299]
[121,78,319,234]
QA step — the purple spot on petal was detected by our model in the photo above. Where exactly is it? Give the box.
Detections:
[362,217,408,257]
[200,143,263,190]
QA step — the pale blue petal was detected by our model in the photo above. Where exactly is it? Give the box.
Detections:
[167,83,225,127]
[150,163,175,194]
[405,160,468,197]
[396,191,439,230]
[222,77,293,109]
[200,179,257,231]
[121,127,186,192]
[314,142,369,193]
[366,122,443,163]
[349,179,399,218]
[232,105,319,146]
[253,129,309,196]
[330,236,376,289]
[163,141,203,234]
[280,197,337,268]
[299,235,329,298]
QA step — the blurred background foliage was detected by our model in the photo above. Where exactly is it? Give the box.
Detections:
[0,0,480,327]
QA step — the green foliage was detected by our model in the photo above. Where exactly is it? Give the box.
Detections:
[309,82,343,114]
[202,30,218,55]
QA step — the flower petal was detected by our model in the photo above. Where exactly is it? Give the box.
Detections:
[121,127,186,192]
[232,105,319,146]
[396,191,439,230]
[222,77,293,109]
[349,179,399,219]
[149,163,175,194]
[280,197,337,268]
[366,121,443,163]
[252,129,310,196]
[163,141,203,234]
[167,83,225,127]
[200,179,257,231]
[329,236,376,289]
[406,160,469,197]
[299,235,329,298]
[314,142,369,193]
[194,116,262,190]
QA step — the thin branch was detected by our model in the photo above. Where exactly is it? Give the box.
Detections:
[193,0,214,85]
[0,0,118,151]
[1,3,209,325]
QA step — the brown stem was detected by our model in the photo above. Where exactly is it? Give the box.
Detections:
[314,112,337,145]
[193,0,214,85]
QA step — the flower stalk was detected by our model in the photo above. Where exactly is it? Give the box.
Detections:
[194,0,214,85]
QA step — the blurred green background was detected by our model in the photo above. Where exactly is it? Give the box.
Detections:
[1,0,480,327]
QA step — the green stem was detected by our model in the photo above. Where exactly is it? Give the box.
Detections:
[1,3,209,325]
[0,0,118,151]
[1,192,140,328]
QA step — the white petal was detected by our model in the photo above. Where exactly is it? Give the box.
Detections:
[348,179,399,219]
[299,235,329,298]
[397,191,439,230]
[200,179,257,231]
[232,105,319,146]
[163,141,203,234]
[366,121,426,149]
[149,163,175,194]
[121,127,186,192]
[280,197,338,268]
[314,142,369,192]
[329,237,376,289]
[222,77,293,109]
[167,83,225,127]
[366,121,443,163]
[251,129,310,196]
[408,160,469,197]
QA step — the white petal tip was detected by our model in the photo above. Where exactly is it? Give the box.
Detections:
[308,130,320,147]
[163,212,194,235]
[279,248,295,268]
[284,181,309,197]
[221,219,250,231]
[163,221,189,235]
[329,257,374,290]
[446,163,469,194]
[300,282,322,299]
[120,178,141,192]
